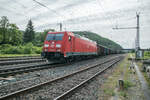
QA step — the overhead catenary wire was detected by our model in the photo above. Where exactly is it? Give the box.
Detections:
[33,0,109,32]
[33,0,68,31]
[32,0,61,17]
[32,0,89,31]
[32,0,113,32]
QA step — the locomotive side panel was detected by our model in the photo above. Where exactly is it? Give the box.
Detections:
[73,36,97,56]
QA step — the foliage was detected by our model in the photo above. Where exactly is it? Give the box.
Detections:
[0,16,9,44]
[0,16,47,54]
[73,31,122,50]
[120,91,127,97]
[123,80,133,90]
[104,89,115,96]
[144,51,150,57]
[23,20,35,43]
[0,43,42,54]
[0,16,22,45]
[8,24,23,45]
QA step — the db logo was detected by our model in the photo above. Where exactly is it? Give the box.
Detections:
[50,44,54,47]
[50,42,55,48]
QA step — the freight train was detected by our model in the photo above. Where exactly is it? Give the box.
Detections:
[41,31,121,62]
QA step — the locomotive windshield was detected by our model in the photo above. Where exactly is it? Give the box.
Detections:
[46,33,64,41]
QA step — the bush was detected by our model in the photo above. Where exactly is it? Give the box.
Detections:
[124,80,133,90]
[0,43,42,54]
[23,43,34,54]
[145,51,150,57]
[32,46,42,54]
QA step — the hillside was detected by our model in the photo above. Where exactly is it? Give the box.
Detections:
[73,31,122,50]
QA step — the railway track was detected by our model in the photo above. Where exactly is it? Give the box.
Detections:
[0,56,41,61]
[0,55,111,77]
[0,62,68,77]
[0,59,46,66]
[0,56,40,58]
[0,55,123,100]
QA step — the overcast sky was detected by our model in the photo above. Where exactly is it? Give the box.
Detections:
[0,0,150,49]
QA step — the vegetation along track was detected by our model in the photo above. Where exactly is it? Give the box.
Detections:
[0,58,46,66]
[0,55,124,100]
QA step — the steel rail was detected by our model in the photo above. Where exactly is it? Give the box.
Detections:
[0,56,40,59]
[0,59,46,66]
[0,57,42,61]
[0,63,68,77]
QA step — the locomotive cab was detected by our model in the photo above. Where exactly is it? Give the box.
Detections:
[42,32,65,61]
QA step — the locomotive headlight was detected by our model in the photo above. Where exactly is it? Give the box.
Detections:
[44,44,49,47]
[56,44,61,48]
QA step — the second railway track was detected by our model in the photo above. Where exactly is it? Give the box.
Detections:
[0,55,111,77]
[0,58,46,66]
[0,55,124,100]
[0,56,41,61]
[0,62,68,77]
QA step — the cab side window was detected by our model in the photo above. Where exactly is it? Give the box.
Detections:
[69,36,71,41]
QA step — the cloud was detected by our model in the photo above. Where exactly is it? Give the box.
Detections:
[0,0,150,48]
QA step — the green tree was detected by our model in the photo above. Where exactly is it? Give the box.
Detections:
[8,24,23,45]
[0,16,9,44]
[23,20,35,43]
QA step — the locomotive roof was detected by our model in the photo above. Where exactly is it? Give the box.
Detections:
[72,32,96,44]
[48,31,96,44]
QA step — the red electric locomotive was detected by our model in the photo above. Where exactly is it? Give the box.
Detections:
[41,31,98,62]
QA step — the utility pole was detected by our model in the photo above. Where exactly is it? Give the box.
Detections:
[113,13,141,58]
[136,13,140,50]
[60,23,62,31]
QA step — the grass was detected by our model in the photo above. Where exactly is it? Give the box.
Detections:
[143,56,150,59]
[104,88,115,96]
[99,54,135,99]
[123,80,134,90]
[0,54,40,57]
[120,91,127,97]
[144,51,150,59]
